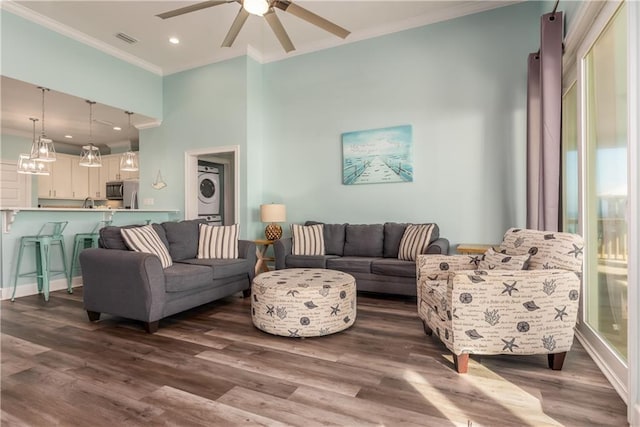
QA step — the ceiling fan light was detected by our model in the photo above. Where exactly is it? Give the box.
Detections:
[243,0,269,16]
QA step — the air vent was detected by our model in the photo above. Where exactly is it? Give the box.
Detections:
[115,32,138,44]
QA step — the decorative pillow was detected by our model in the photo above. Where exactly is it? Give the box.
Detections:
[398,223,435,261]
[478,247,530,270]
[121,225,173,268]
[197,224,239,259]
[291,224,325,256]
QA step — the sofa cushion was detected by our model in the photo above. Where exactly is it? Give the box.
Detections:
[164,263,214,293]
[305,221,346,256]
[178,257,250,279]
[120,225,173,268]
[285,255,340,269]
[197,223,239,259]
[371,258,417,278]
[100,224,168,250]
[383,222,408,258]
[291,224,325,255]
[398,224,436,261]
[326,256,379,274]
[343,224,384,257]
[162,219,206,261]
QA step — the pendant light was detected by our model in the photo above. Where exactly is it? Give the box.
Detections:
[30,87,56,162]
[120,111,139,172]
[18,117,51,175]
[79,100,102,167]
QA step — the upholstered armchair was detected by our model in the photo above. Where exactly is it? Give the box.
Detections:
[417,228,583,373]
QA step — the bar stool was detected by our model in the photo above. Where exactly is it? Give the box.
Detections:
[68,220,112,291]
[12,221,69,302]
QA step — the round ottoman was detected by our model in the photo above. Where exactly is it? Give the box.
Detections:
[251,268,356,337]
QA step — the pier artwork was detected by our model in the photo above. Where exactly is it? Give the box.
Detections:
[342,124,413,185]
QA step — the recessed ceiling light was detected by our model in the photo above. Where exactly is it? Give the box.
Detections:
[169,37,180,45]
[113,126,122,131]
[64,135,73,139]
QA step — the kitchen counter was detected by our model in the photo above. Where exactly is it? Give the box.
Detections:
[1,207,179,233]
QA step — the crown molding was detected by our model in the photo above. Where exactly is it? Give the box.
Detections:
[135,120,162,130]
[1,0,163,76]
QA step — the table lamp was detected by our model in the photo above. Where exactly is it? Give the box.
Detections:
[260,204,286,240]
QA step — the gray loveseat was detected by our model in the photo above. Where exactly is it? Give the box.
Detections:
[274,221,449,296]
[80,219,256,333]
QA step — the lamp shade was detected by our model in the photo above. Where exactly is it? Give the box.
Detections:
[260,204,286,223]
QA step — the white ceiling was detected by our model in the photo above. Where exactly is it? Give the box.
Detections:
[1,0,517,147]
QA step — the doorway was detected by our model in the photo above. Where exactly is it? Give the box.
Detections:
[184,146,239,225]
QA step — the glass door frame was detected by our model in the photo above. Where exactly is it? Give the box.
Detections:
[575,0,628,400]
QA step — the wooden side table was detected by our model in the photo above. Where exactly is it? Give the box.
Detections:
[254,239,276,275]
[456,243,497,255]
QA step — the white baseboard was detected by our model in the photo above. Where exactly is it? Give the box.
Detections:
[1,277,83,301]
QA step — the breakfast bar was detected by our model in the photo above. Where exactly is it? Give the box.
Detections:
[1,207,179,300]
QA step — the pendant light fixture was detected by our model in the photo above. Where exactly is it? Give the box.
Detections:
[79,100,102,167]
[120,111,139,172]
[18,117,51,175]
[30,87,56,162]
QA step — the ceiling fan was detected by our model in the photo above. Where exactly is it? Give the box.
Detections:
[156,0,350,53]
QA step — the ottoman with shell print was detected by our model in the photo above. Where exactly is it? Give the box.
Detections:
[252,268,356,337]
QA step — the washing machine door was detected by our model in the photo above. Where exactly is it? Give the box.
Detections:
[198,172,220,215]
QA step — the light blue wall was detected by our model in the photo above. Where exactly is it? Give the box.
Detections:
[0,10,162,119]
[261,1,542,246]
[139,56,258,237]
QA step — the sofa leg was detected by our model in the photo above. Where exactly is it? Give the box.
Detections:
[453,353,469,373]
[87,311,100,322]
[548,352,567,370]
[422,320,433,336]
[242,288,251,298]
[144,321,159,334]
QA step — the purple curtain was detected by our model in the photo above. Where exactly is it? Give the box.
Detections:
[526,11,563,231]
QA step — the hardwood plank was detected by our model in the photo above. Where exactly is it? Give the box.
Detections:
[0,289,628,426]
[219,386,379,426]
[142,385,286,426]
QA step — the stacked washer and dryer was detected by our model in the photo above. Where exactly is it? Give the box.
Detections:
[198,162,224,225]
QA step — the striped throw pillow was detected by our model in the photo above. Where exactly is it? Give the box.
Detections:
[197,223,239,259]
[291,224,325,256]
[398,223,435,261]
[121,225,173,268]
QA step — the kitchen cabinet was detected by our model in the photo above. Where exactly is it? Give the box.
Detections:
[71,160,89,199]
[38,153,140,200]
[39,155,72,198]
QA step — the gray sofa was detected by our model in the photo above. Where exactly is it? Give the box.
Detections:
[80,219,256,333]
[274,221,449,296]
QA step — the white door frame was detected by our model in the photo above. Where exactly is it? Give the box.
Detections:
[184,145,240,223]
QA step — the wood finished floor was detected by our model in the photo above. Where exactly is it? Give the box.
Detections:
[1,288,628,427]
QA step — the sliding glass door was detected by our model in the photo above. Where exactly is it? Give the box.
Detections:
[583,2,628,361]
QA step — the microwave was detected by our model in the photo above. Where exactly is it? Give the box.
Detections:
[106,180,139,208]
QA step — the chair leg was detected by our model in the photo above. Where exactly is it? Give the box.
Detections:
[41,241,50,302]
[35,242,44,293]
[69,237,81,292]
[58,239,71,294]
[144,321,160,334]
[548,352,567,370]
[453,353,469,373]
[421,320,433,336]
[87,311,101,321]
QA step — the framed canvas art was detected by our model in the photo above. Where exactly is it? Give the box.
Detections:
[342,124,413,185]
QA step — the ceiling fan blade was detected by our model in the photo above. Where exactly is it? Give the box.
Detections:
[221,8,250,47]
[274,1,350,39]
[156,1,232,20]
[264,10,295,53]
